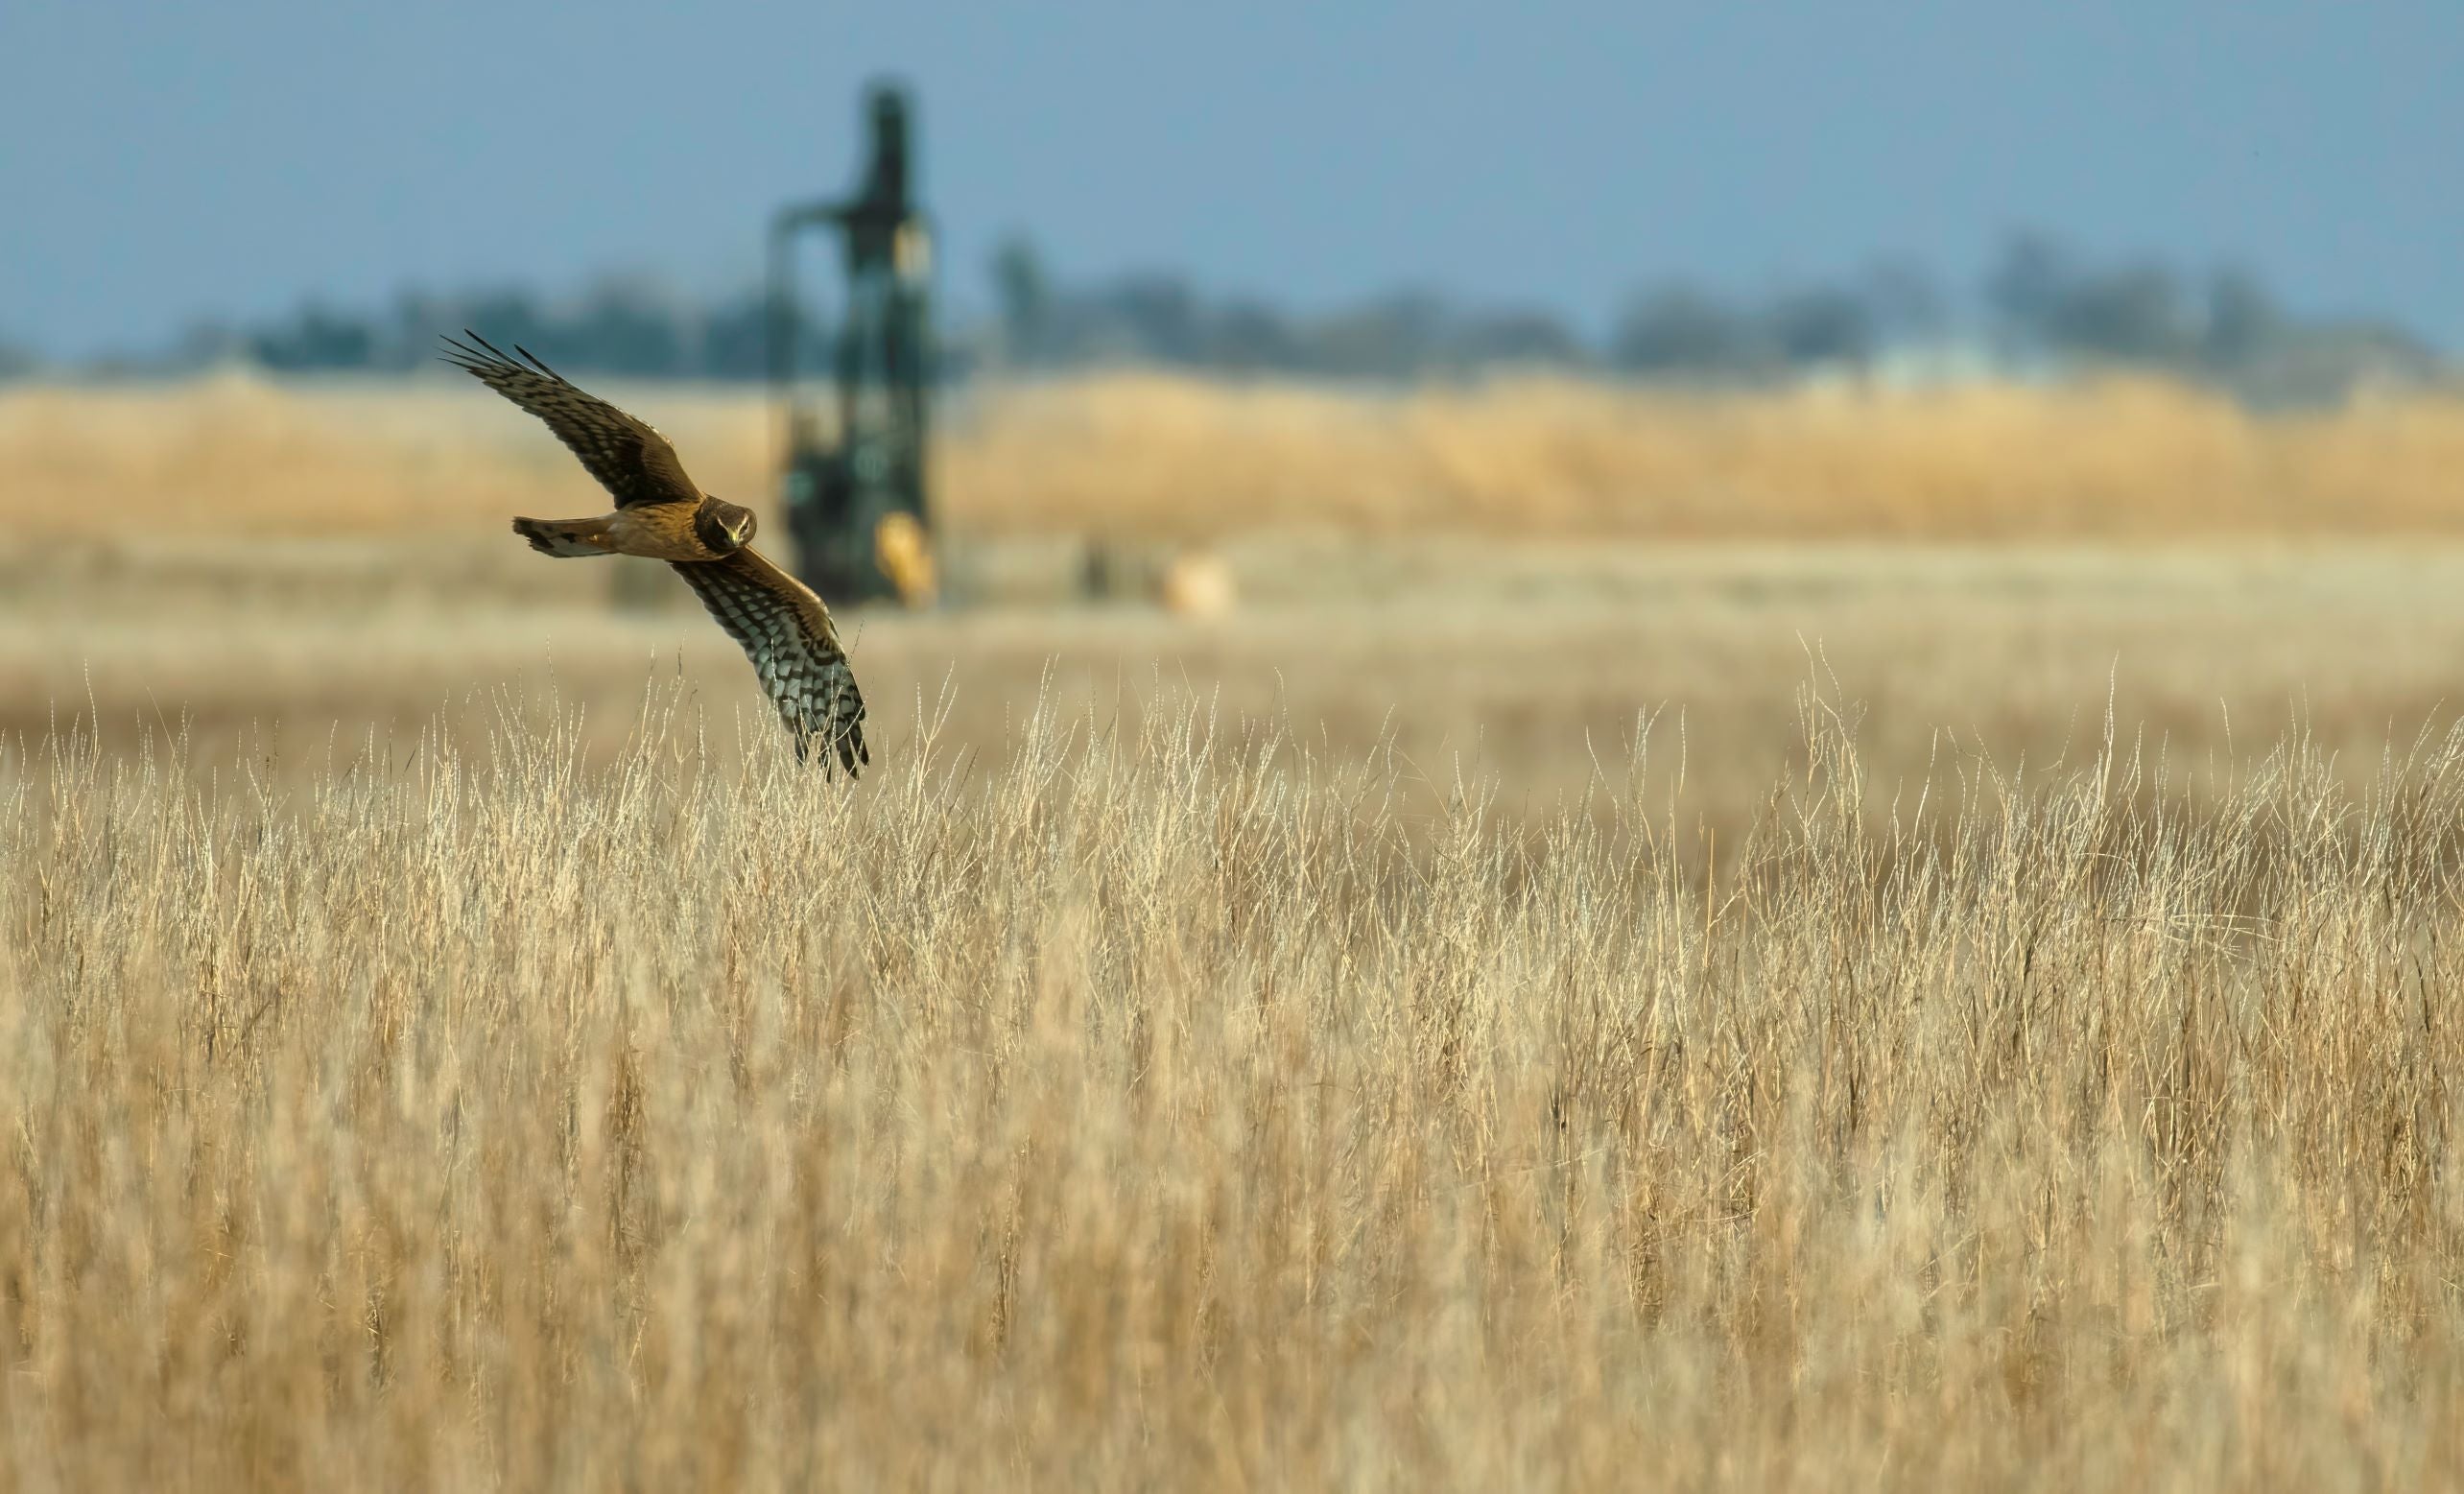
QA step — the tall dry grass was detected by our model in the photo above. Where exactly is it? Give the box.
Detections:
[950,372,2464,539]
[7,369,2464,542]
[7,689,2464,1488]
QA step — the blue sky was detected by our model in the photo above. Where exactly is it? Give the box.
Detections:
[3,0,2457,357]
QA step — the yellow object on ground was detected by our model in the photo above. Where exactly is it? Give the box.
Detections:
[875,510,937,606]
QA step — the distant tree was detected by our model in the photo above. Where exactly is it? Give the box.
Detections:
[89,227,2452,395]
[1303,292,1456,378]
[1611,285,1761,379]
[989,234,1054,367]
[1985,232,2225,368]
[444,288,557,364]
[2200,266,2282,372]
[392,282,694,377]
[699,290,772,380]
[1100,273,1205,365]
[1765,286,1877,368]
[2049,262,2200,366]
[1458,307,1588,368]
[1204,298,1300,373]
[566,280,687,376]
[1984,228,2080,352]
[2222,318,2439,408]
[248,302,378,371]
[1855,255,1948,344]
[385,291,451,370]
[0,333,37,380]
[173,320,249,371]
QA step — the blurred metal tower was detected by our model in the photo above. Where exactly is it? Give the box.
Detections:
[768,82,936,605]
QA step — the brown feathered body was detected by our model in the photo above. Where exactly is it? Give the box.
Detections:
[511,497,761,562]
[443,333,869,774]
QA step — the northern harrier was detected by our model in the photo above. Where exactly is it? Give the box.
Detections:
[442,332,867,774]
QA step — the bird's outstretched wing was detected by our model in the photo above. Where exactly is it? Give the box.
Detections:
[670,545,869,774]
[440,331,702,509]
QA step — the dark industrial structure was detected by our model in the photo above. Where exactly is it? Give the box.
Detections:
[768,83,936,605]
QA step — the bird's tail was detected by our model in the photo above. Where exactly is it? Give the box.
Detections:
[511,516,617,557]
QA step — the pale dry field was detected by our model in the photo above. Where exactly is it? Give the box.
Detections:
[6,368,2464,542]
[6,374,2464,1488]
[13,533,2464,839]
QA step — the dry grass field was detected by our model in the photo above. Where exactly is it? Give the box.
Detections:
[7,372,2464,1487]
[10,691,2464,1488]
[7,367,2464,543]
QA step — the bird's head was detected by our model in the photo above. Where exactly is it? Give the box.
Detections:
[696,498,759,554]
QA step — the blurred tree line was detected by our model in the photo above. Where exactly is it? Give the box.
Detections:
[161,278,796,381]
[13,228,2443,406]
[1967,231,2438,405]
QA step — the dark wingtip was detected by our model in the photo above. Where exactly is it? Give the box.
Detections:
[791,722,866,778]
[438,329,508,377]
[456,329,521,367]
[512,342,567,382]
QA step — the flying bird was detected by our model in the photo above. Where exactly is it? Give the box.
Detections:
[441,332,867,774]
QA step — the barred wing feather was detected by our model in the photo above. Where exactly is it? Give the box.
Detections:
[669,547,868,773]
[441,331,703,510]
